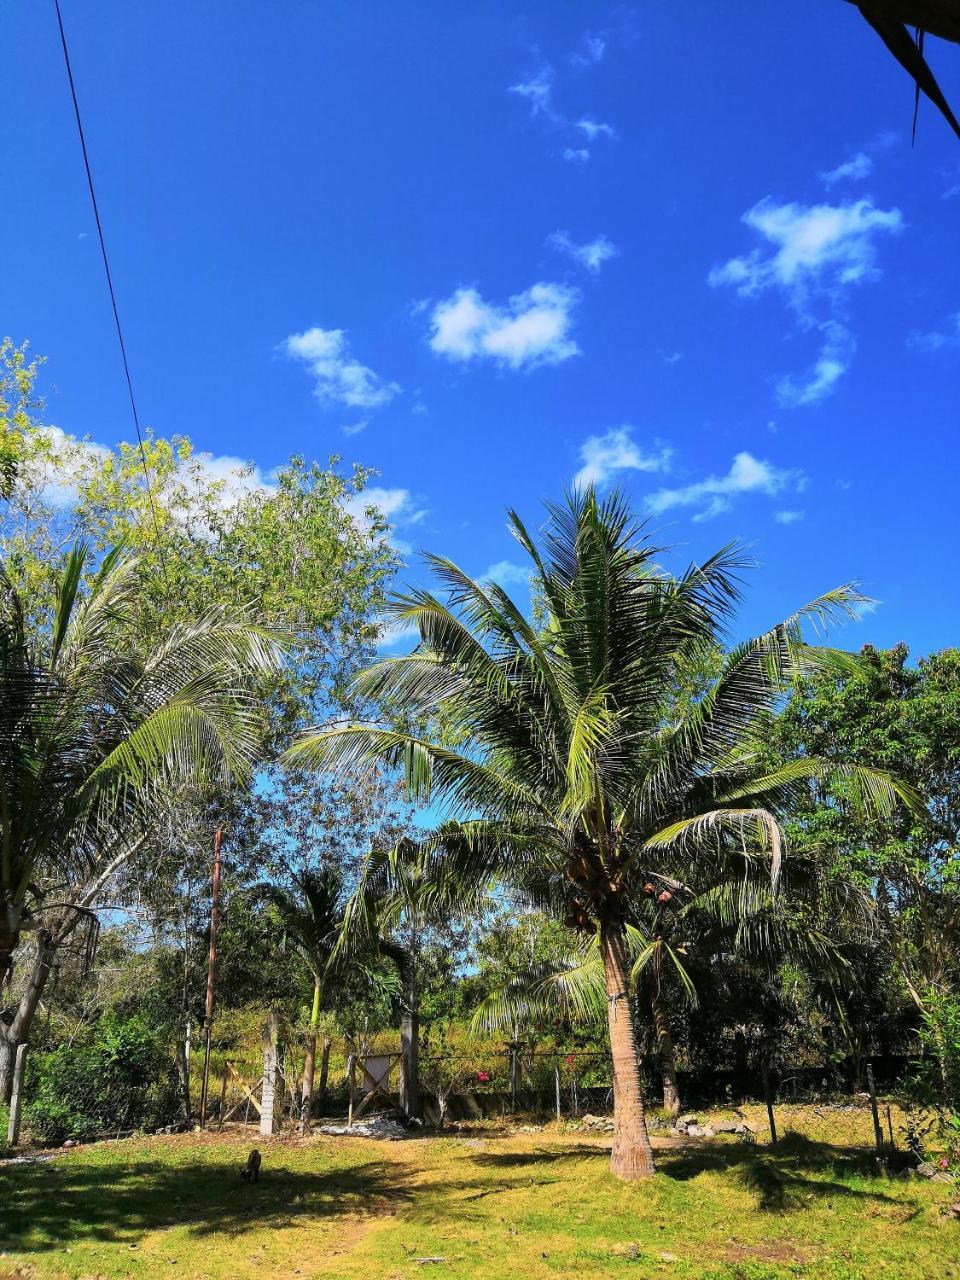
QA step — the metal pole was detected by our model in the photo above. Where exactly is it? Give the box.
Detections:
[554,1056,561,1121]
[199,828,223,1127]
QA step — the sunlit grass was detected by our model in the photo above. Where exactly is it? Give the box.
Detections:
[1,1108,957,1279]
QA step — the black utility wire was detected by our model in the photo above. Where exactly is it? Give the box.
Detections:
[54,0,170,589]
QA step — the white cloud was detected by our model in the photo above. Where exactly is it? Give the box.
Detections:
[346,486,426,557]
[710,197,902,405]
[575,117,617,142]
[377,617,420,650]
[820,150,873,186]
[548,231,618,275]
[283,326,400,410]
[29,426,111,508]
[562,147,591,164]
[428,283,579,369]
[774,509,805,524]
[907,311,960,352]
[776,321,856,406]
[660,350,683,365]
[709,198,902,305]
[480,559,531,590]
[341,420,368,437]
[176,451,275,509]
[646,451,799,522]
[509,67,556,120]
[570,34,606,68]
[575,426,672,489]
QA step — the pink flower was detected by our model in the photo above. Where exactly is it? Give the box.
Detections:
[938,1156,950,1169]
[476,1070,490,1083]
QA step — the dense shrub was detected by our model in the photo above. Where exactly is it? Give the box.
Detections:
[25,1015,180,1144]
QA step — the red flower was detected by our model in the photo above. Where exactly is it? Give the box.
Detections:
[476,1070,490,1083]
[565,1054,576,1066]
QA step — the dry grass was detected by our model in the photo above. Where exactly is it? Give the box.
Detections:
[1,1106,958,1280]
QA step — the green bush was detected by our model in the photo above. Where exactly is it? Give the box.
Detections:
[25,1014,180,1145]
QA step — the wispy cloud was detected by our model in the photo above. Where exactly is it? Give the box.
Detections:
[646,451,801,522]
[570,34,606,68]
[283,326,400,410]
[710,196,902,405]
[574,426,672,489]
[575,117,617,143]
[341,420,368,437]
[428,283,579,369]
[776,320,856,407]
[774,509,805,524]
[548,231,618,275]
[508,60,617,162]
[820,150,873,186]
[509,66,557,121]
[907,311,960,352]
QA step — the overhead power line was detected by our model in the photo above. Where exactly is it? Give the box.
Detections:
[53,0,170,589]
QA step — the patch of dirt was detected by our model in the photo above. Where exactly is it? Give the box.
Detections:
[720,1241,812,1266]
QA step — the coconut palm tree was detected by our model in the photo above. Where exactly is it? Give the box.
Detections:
[288,488,917,1179]
[0,542,280,1095]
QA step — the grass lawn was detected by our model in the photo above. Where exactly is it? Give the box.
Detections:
[1,1106,958,1280]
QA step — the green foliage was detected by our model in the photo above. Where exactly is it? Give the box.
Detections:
[25,1015,180,1144]
[3,417,397,729]
[0,338,43,500]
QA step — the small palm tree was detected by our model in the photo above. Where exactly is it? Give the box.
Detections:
[0,543,280,1084]
[289,489,916,1179]
[264,864,349,1130]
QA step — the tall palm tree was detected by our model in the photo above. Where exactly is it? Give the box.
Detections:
[0,542,280,1093]
[288,489,916,1179]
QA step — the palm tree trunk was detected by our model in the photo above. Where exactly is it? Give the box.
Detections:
[650,989,681,1115]
[1,928,55,1104]
[601,926,656,1179]
[299,979,321,1134]
[317,1036,331,1106]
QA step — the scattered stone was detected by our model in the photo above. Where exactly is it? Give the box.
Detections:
[62,1139,76,1148]
[915,1162,954,1184]
[678,1114,699,1126]
[579,1114,614,1133]
[714,1121,740,1134]
[943,1203,960,1220]
[317,1115,410,1141]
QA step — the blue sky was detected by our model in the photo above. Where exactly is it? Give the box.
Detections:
[3,1,959,656]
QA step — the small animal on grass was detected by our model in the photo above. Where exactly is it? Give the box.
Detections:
[240,1149,262,1183]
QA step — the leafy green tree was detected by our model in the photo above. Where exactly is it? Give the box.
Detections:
[769,642,960,1082]
[290,490,913,1179]
[3,424,396,729]
[0,542,280,1100]
[0,340,43,501]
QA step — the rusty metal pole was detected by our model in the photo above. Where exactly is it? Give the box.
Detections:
[198,828,223,1127]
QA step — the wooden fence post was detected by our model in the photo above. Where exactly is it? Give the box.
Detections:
[346,1053,356,1129]
[866,1062,884,1153]
[6,1044,28,1147]
[260,1012,281,1138]
[554,1057,561,1121]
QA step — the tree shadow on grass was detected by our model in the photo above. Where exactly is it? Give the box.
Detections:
[0,1155,415,1255]
[468,1144,611,1169]
[660,1131,910,1214]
